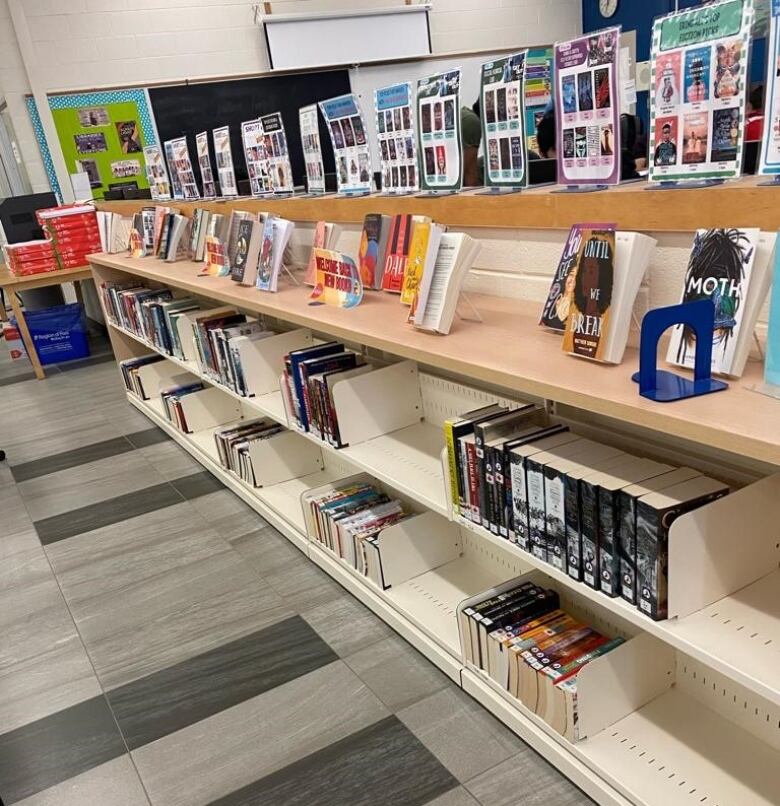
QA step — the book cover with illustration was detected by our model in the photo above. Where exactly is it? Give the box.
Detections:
[255,216,276,291]
[358,214,390,289]
[309,248,363,308]
[561,229,616,360]
[666,227,759,374]
[304,221,328,286]
[382,214,415,293]
[401,221,432,306]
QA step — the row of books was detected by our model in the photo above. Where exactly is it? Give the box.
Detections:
[160,380,206,432]
[96,210,132,254]
[227,210,295,291]
[445,403,729,620]
[282,341,370,448]
[119,354,165,399]
[214,418,286,487]
[36,203,102,269]
[306,480,409,590]
[461,580,624,741]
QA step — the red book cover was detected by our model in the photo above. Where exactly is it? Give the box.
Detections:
[381,214,413,293]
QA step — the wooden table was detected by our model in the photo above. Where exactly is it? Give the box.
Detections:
[0,265,92,379]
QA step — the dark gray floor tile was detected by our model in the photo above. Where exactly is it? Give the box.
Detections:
[54,352,116,372]
[34,482,184,545]
[0,371,36,387]
[124,427,169,449]
[208,716,457,806]
[108,616,337,749]
[10,437,135,483]
[0,696,126,804]
[170,470,225,500]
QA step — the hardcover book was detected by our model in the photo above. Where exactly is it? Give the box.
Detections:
[358,214,391,289]
[382,214,422,293]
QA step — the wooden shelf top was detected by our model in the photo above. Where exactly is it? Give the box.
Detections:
[89,252,780,467]
[96,176,780,232]
[0,265,91,290]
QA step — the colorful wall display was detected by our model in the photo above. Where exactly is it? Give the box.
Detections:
[648,0,753,183]
[259,112,294,194]
[759,0,780,175]
[555,27,621,186]
[319,94,372,195]
[524,47,554,155]
[375,82,418,194]
[195,132,217,199]
[417,69,463,193]
[481,52,528,188]
[212,126,238,197]
[299,104,326,194]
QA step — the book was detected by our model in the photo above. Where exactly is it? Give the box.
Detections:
[269,217,295,291]
[255,215,277,292]
[358,214,391,290]
[304,221,341,285]
[666,228,767,377]
[382,214,428,293]
[401,221,444,307]
[230,217,261,285]
[226,210,252,269]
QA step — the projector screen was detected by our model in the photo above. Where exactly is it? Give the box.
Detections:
[263,6,432,71]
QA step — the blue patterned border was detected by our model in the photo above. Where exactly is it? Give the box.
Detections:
[25,96,62,202]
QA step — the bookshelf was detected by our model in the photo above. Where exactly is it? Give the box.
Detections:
[90,248,780,806]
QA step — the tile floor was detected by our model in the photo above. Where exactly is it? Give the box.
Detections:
[0,340,594,806]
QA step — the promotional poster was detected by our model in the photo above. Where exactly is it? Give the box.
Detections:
[212,126,238,197]
[481,52,528,187]
[309,248,364,308]
[375,82,419,194]
[241,119,273,197]
[143,145,171,201]
[167,137,199,200]
[163,139,183,199]
[555,27,621,185]
[319,94,372,195]
[649,0,753,182]
[417,69,463,192]
[259,112,294,194]
[195,131,217,199]
[299,104,326,194]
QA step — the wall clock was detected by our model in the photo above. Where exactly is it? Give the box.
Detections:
[599,0,618,18]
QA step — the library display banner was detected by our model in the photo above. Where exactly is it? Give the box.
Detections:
[759,0,780,175]
[259,112,294,194]
[648,0,753,183]
[299,105,326,194]
[195,132,217,199]
[241,118,273,197]
[319,94,372,195]
[164,139,184,199]
[166,136,200,200]
[555,27,621,186]
[417,69,463,193]
[143,144,171,201]
[212,126,238,197]
[481,52,529,188]
[375,82,419,194]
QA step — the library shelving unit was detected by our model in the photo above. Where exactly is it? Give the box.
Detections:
[89,189,780,806]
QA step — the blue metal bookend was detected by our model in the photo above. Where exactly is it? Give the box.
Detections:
[631,299,728,403]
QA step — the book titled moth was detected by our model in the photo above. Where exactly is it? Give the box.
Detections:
[309,248,364,309]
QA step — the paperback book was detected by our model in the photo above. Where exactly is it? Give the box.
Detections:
[358,214,391,290]
[304,221,342,285]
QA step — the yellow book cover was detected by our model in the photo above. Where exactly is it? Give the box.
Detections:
[400,221,431,306]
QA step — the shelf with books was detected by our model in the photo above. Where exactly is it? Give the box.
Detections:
[89,253,780,467]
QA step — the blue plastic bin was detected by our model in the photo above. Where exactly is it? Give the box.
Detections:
[13,302,90,366]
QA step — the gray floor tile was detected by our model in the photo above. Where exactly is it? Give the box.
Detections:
[136,439,203,480]
[123,427,169,449]
[55,351,116,372]
[464,750,595,806]
[302,592,393,657]
[10,436,135,483]
[0,370,36,386]
[397,687,525,783]
[99,399,161,435]
[344,634,449,712]
[19,452,167,522]
[423,786,481,806]
[0,477,40,560]
[15,755,150,806]
[170,470,225,500]
[132,661,389,806]
[108,616,337,749]
[263,551,345,611]
[230,525,304,577]
[209,716,457,806]
[34,481,184,545]
[0,696,126,804]
[186,488,269,541]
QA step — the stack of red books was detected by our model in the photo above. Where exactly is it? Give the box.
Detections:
[36,203,101,269]
[3,240,59,276]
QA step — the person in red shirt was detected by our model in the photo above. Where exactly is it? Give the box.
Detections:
[745,86,764,141]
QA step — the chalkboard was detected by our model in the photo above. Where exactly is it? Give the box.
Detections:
[149,69,351,193]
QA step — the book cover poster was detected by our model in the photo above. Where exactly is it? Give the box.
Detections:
[649,0,752,182]
[666,227,759,374]
[309,248,364,308]
[212,126,238,197]
[259,112,294,194]
[417,69,463,192]
[375,82,418,194]
[241,118,273,197]
[169,137,199,200]
[554,27,621,185]
[319,94,372,195]
[765,239,780,386]
[481,52,528,187]
[143,145,171,201]
[759,1,780,175]
[299,104,326,194]
[195,132,217,199]
[561,229,616,360]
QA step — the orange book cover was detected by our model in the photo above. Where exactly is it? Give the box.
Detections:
[401,221,431,307]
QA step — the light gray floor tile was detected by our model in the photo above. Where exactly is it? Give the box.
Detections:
[0,472,40,560]
[263,550,345,611]
[47,502,292,689]
[424,786,481,806]
[230,525,305,577]
[1,419,127,465]
[464,750,595,806]
[186,488,269,541]
[345,634,449,711]
[16,755,150,806]
[18,451,167,522]
[0,548,102,732]
[398,687,526,783]
[132,660,389,806]
[99,399,161,436]
[137,439,203,481]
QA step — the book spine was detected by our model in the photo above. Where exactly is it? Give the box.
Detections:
[510,453,530,550]
[636,501,663,620]
[598,488,620,597]
[443,420,460,517]
[475,430,490,529]
[618,491,637,604]
[484,445,497,533]
[494,448,507,538]
[504,447,515,540]
[580,480,600,589]
[459,439,471,520]
[543,466,567,572]
[526,459,547,561]
[564,475,582,581]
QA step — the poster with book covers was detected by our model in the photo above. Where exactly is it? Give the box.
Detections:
[375,82,418,194]
[167,137,199,200]
[212,126,238,197]
[555,27,621,185]
[299,104,326,194]
[195,132,216,199]
[319,94,372,195]
[417,69,463,192]
[241,119,273,197]
[561,228,616,360]
[163,140,183,200]
[142,145,171,201]
[259,112,294,194]
[759,1,780,175]
[481,52,528,188]
[648,0,753,183]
